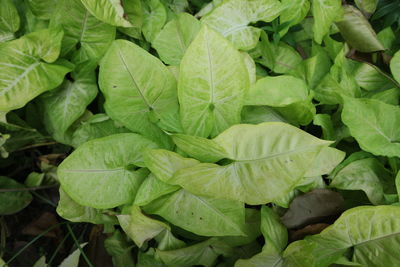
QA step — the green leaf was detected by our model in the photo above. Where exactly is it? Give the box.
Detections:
[0,176,32,215]
[390,50,400,84]
[143,189,246,237]
[331,158,395,205]
[336,5,384,52]
[71,114,130,148]
[279,0,310,36]
[0,28,72,112]
[104,230,135,267]
[219,208,261,247]
[57,188,118,224]
[156,238,220,267]
[26,0,58,20]
[355,0,378,15]
[144,149,200,181]
[353,61,398,91]
[341,97,400,158]
[0,0,20,34]
[245,75,315,125]
[170,122,333,205]
[51,0,116,63]
[152,13,201,65]
[241,106,288,124]
[156,229,186,251]
[261,206,288,253]
[313,114,335,140]
[142,0,168,42]
[118,205,170,247]
[32,256,46,267]
[201,0,282,50]
[99,39,180,148]
[171,134,227,162]
[304,147,345,177]
[178,25,249,137]
[79,0,133,27]
[58,133,157,209]
[283,206,400,266]
[235,249,284,267]
[39,62,98,144]
[312,0,342,44]
[134,174,179,206]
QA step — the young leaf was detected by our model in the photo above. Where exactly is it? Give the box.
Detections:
[104,230,135,267]
[152,13,200,65]
[201,0,282,50]
[142,0,168,42]
[99,39,181,148]
[117,205,170,247]
[312,0,342,44]
[178,25,249,137]
[390,50,400,84]
[59,243,88,267]
[279,0,310,36]
[51,0,116,63]
[342,97,400,158]
[58,133,157,209]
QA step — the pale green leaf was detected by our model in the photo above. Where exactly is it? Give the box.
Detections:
[202,0,282,50]
[156,238,220,267]
[134,173,179,206]
[79,0,132,27]
[59,243,87,267]
[51,0,116,63]
[377,27,395,50]
[170,122,333,205]
[99,39,180,148]
[241,106,288,124]
[331,158,394,205]
[280,0,310,36]
[152,13,201,65]
[305,147,345,177]
[342,97,400,158]
[336,5,384,52]
[178,25,249,137]
[0,28,72,112]
[313,114,335,140]
[32,256,46,267]
[156,229,186,251]
[118,205,170,247]
[171,134,227,162]
[58,133,157,208]
[57,188,118,224]
[353,61,397,91]
[284,206,400,266]
[235,249,284,267]
[312,0,342,44]
[0,176,32,215]
[143,189,246,237]
[39,62,98,144]
[142,0,168,42]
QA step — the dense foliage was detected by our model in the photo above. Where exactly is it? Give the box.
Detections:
[1,0,400,266]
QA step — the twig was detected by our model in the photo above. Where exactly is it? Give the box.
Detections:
[16,142,58,152]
